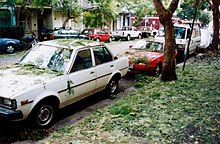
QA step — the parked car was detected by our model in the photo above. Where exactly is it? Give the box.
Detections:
[0,39,128,128]
[111,26,142,41]
[81,28,112,42]
[119,39,175,77]
[155,23,201,61]
[0,38,21,54]
[40,29,90,41]
[138,26,152,38]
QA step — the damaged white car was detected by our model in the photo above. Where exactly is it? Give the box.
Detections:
[0,39,128,128]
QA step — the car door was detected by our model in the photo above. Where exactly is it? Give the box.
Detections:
[92,46,114,92]
[65,48,96,105]
[100,30,109,41]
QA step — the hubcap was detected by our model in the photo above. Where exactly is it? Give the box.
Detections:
[7,45,14,53]
[155,65,161,77]
[109,80,117,93]
[37,105,53,126]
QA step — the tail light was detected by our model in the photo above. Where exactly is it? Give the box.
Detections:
[50,35,55,39]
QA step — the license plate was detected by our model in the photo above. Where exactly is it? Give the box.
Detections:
[129,64,133,69]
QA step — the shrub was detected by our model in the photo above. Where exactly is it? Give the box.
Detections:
[0,26,24,40]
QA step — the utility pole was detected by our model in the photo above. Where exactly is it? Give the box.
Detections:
[182,0,200,71]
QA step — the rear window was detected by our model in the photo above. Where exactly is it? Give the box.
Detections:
[81,29,94,34]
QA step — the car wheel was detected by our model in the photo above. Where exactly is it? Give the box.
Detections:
[30,101,58,128]
[108,37,112,42]
[138,34,142,39]
[6,44,15,54]
[127,35,130,41]
[106,77,119,95]
[154,63,162,77]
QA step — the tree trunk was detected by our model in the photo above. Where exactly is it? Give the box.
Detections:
[210,0,219,52]
[62,11,75,29]
[153,0,179,81]
[160,15,177,81]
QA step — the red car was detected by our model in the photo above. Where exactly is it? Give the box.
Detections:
[81,28,112,42]
[120,39,176,76]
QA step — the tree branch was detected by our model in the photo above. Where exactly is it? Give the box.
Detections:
[153,0,166,14]
[168,0,180,14]
[206,0,213,9]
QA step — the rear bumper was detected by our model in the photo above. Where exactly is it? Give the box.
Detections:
[0,107,23,120]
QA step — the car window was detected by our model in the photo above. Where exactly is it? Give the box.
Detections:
[175,27,186,39]
[21,45,73,72]
[82,29,94,34]
[92,47,113,65]
[145,42,163,53]
[70,49,92,72]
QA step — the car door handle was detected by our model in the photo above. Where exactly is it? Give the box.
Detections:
[90,71,95,74]
[110,65,114,67]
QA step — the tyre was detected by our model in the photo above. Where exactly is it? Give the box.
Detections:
[138,34,142,39]
[154,63,162,77]
[108,37,112,42]
[30,100,58,128]
[6,44,15,54]
[127,35,130,41]
[105,77,119,95]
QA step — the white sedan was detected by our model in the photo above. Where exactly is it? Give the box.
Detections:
[0,39,128,128]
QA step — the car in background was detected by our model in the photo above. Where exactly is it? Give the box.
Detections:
[81,28,112,42]
[138,26,152,38]
[119,39,176,77]
[0,38,21,54]
[0,39,128,128]
[40,29,90,41]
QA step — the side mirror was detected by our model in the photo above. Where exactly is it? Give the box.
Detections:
[129,45,133,48]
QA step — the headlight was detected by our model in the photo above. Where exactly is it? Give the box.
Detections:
[0,98,17,109]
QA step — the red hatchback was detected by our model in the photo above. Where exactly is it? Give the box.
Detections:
[81,28,112,42]
[119,39,176,77]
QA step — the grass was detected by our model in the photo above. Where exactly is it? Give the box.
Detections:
[37,52,220,144]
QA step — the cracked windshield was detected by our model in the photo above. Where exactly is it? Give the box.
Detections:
[20,45,72,72]
[132,40,163,53]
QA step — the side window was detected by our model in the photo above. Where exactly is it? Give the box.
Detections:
[92,47,113,65]
[191,29,196,38]
[70,49,92,72]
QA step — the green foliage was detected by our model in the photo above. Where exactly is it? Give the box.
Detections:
[133,56,148,65]
[83,0,118,28]
[134,74,155,88]
[52,0,82,16]
[0,26,24,40]
[177,0,211,25]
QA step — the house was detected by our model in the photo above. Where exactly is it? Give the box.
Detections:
[0,6,16,27]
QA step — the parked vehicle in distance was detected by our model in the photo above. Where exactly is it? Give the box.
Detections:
[138,26,152,38]
[119,39,175,77]
[200,29,212,50]
[81,28,112,42]
[112,26,142,41]
[0,38,21,54]
[0,39,128,128]
[40,29,90,41]
[155,23,201,61]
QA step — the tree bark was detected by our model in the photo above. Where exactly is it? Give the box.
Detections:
[153,0,179,81]
[208,0,219,52]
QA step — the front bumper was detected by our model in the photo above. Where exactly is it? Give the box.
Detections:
[0,107,23,120]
